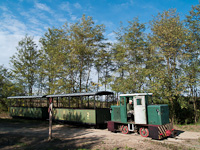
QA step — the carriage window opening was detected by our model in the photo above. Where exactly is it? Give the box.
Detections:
[137,99,142,105]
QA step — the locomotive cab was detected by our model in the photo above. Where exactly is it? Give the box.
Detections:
[110,93,152,124]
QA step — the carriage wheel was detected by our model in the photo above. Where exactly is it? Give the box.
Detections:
[121,125,129,134]
[139,128,149,137]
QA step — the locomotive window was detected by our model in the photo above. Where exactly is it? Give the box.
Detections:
[137,99,142,105]
[121,98,125,105]
[120,97,125,105]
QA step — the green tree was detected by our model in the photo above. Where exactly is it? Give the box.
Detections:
[40,28,67,94]
[111,18,146,94]
[10,35,40,95]
[66,15,107,92]
[99,49,113,91]
[0,65,23,112]
[95,48,113,91]
[184,4,200,123]
[39,15,107,94]
[149,9,187,122]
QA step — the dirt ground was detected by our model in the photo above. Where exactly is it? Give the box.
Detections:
[0,115,200,150]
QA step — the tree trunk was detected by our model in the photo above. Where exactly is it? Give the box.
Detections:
[194,89,197,123]
[79,71,82,93]
[86,67,91,92]
[194,99,197,123]
[169,97,175,123]
[48,100,53,140]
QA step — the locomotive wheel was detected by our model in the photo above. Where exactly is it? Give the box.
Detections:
[121,125,129,134]
[139,127,149,137]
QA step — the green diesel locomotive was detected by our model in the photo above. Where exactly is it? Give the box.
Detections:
[108,93,174,139]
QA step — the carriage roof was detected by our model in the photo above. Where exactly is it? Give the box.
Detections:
[7,91,114,99]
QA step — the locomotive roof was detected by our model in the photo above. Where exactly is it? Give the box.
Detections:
[119,93,153,97]
[7,91,114,99]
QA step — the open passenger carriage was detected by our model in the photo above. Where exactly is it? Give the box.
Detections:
[7,91,114,127]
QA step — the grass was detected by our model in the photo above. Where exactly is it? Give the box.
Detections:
[149,140,194,150]
[174,123,200,132]
[15,142,27,147]
[125,145,134,150]
[113,148,120,150]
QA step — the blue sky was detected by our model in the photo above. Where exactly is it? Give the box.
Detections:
[0,0,199,68]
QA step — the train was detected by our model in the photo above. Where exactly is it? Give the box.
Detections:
[7,91,174,140]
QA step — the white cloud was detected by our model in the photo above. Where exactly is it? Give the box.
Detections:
[120,0,135,7]
[0,8,26,68]
[0,13,27,35]
[106,32,117,44]
[35,2,52,13]
[71,15,77,21]
[60,2,78,21]
[0,32,41,69]
[20,8,54,32]
[107,32,115,38]
[60,2,71,12]
[74,3,82,9]
[0,1,80,68]
[0,31,24,68]
[0,9,42,68]
[101,21,114,28]
[0,5,9,11]
[140,4,160,12]
[57,17,67,23]
[20,11,47,33]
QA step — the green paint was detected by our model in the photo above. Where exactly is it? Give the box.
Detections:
[111,105,121,122]
[9,107,110,125]
[53,108,95,124]
[120,97,127,123]
[96,108,111,124]
[147,104,169,125]
[10,107,48,119]
[111,96,128,123]
[53,108,110,124]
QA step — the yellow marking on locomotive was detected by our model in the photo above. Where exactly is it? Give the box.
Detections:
[158,123,173,138]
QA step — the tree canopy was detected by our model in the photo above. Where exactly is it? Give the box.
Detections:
[2,5,200,123]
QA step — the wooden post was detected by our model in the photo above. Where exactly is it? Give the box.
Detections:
[77,97,79,108]
[106,95,108,108]
[69,97,70,108]
[48,97,53,140]
[81,96,83,108]
[57,97,58,108]
[94,96,96,109]
[88,96,89,108]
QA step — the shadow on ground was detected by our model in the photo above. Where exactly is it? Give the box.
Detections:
[0,133,100,150]
[0,118,102,150]
[174,130,184,136]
